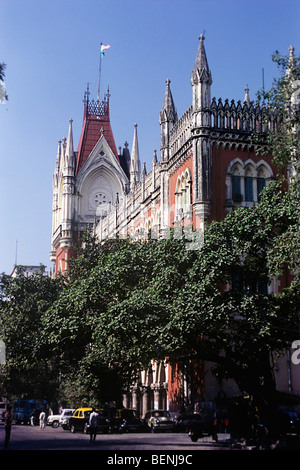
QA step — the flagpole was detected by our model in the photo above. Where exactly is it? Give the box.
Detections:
[97,43,102,102]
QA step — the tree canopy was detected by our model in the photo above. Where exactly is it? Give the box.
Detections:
[0,266,63,401]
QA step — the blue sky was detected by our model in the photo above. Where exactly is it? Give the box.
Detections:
[0,0,299,274]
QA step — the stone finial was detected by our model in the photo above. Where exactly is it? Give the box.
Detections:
[244,85,250,104]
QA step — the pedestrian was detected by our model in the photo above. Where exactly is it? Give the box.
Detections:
[4,404,12,450]
[30,409,37,426]
[39,408,46,430]
[89,407,99,442]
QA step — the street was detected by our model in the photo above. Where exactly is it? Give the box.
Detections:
[0,422,232,451]
[2,423,298,470]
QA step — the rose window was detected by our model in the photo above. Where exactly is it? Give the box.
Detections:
[94,192,107,206]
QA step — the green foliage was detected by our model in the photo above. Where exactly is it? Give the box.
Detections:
[256,49,300,174]
[42,235,197,398]
[57,354,123,409]
[0,268,63,401]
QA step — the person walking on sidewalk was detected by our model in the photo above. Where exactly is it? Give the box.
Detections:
[39,408,46,430]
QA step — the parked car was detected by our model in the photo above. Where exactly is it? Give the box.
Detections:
[111,408,145,433]
[61,411,74,430]
[69,408,110,434]
[47,409,75,428]
[60,409,76,430]
[188,408,218,442]
[144,410,175,433]
[174,412,206,433]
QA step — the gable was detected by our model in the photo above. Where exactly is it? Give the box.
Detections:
[75,113,119,175]
[75,133,128,191]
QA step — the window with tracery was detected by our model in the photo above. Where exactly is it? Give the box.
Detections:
[175,169,192,219]
[226,159,273,207]
[94,192,107,206]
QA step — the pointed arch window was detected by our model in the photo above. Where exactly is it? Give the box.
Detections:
[232,175,242,201]
[257,177,266,201]
[175,168,192,218]
[245,176,254,202]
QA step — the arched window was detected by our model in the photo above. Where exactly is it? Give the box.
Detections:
[155,211,162,237]
[257,166,267,201]
[244,165,255,202]
[231,162,243,202]
[245,176,253,201]
[175,168,192,218]
[226,159,273,207]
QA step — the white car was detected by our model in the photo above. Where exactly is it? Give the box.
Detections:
[144,410,175,433]
[47,409,75,428]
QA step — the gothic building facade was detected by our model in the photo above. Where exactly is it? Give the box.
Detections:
[51,37,299,414]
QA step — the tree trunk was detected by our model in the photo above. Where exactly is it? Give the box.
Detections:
[235,350,280,440]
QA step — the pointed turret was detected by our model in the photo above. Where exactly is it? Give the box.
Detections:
[118,141,131,179]
[56,140,62,169]
[65,119,75,170]
[130,123,141,189]
[159,79,177,161]
[53,140,61,191]
[191,35,212,126]
[61,136,66,162]
[191,34,211,84]
[160,78,177,123]
[152,150,158,191]
[54,140,61,178]
[191,35,212,221]
[152,149,158,166]
[142,161,147,180]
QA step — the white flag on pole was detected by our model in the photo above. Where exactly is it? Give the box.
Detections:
[101,44,111,57]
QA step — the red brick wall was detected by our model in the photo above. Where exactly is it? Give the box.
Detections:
[55,246,76,275]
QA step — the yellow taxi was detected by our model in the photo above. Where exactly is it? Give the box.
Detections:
[68,407,110,434]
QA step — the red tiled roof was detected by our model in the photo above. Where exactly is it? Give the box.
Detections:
[75,109,119,175]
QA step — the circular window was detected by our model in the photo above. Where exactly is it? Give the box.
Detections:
[94,192,107,206]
